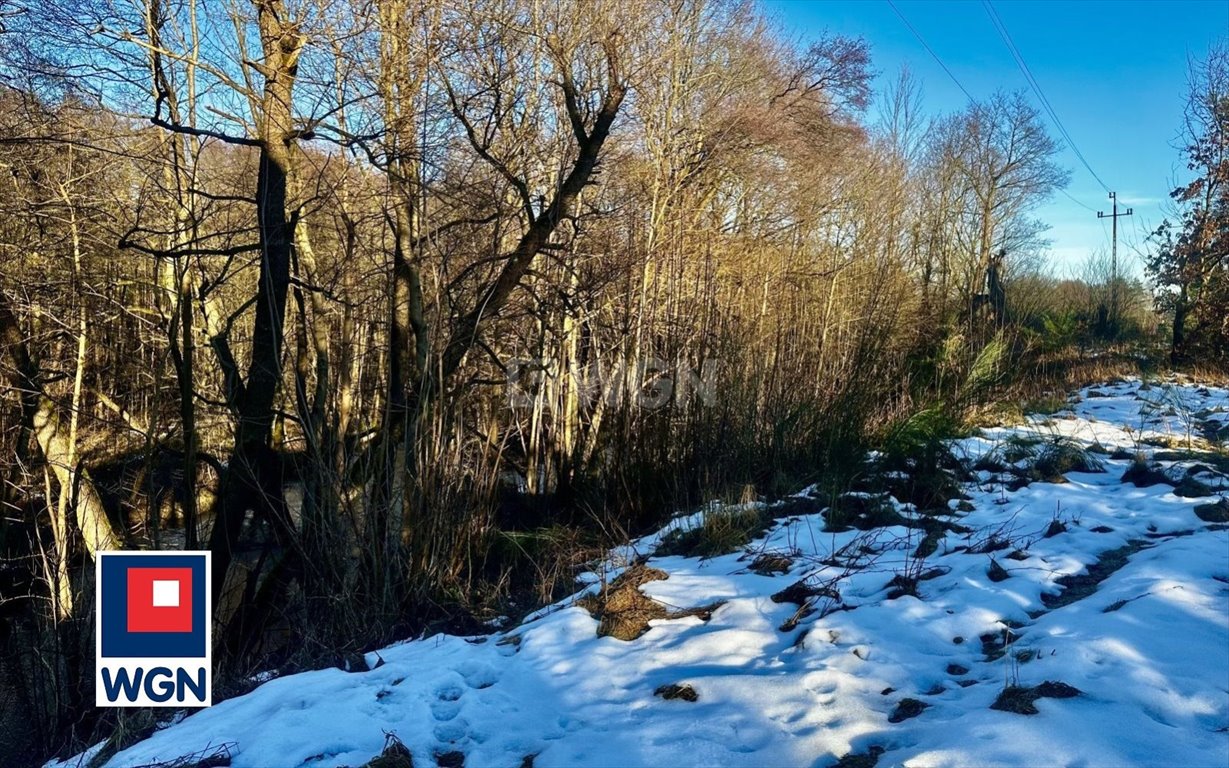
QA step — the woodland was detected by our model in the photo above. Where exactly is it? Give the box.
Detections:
[0,1,1225,764]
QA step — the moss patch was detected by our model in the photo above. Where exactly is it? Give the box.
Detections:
[1121,456,1221,498]
[913,526,946,559]
[1121,460,1170,487]
[1154,450,1229,474]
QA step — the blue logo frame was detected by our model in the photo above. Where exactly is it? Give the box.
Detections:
[99,553,208,658]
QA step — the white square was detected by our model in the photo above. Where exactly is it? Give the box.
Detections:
[152,579,180,608]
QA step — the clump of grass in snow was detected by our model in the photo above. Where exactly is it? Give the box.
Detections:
[364,734,413,768]
[577,564,723,641]
[887,698,929,723]
[1002,434,1043,463]
[1195,498,1229,523]
[823,493,908,532]
[575,564,669,641]
[990,681,1081,715]
[655,505,768,558]
[654,684,698,702]
[978,436,1104,489]
[1121,457,1216,497]
[1033,437,1105,478]
[1121,455,1167,487]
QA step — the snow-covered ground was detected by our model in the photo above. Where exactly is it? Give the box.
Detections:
[58,378,1229,768]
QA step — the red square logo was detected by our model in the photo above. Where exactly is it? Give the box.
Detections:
[126,567,193,633]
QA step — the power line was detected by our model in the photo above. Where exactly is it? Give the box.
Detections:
[886,0,1109,217]
[982,0,1112,194]
[1059,188,1098,213]
[885,0,975,102]
[982,0,1103,188]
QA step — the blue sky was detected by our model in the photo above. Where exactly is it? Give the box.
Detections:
[763,0,1229,276]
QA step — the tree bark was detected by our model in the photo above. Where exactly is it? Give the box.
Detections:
[438,45,627,386]
[1,289,122,620]
[208,0,303,611]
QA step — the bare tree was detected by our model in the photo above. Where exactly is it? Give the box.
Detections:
[934,90,1068,325]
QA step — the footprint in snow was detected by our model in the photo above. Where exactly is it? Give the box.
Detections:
[435,681,465,702]
[433,717,471,744]
[432,697,462,722]
[432,682,466,721]
[457,661,499,690]
[802,674,839,697]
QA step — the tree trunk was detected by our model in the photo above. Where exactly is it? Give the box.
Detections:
[33,396,123,559]
[1172,284,1189,363]
[2,286,122,621]
[208,0,303,616]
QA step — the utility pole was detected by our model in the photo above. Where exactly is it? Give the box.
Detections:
[1097,192,1132,332]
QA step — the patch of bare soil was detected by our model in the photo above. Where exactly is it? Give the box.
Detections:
[987,559,1010,582]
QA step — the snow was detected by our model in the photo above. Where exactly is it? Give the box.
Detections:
[53,378,1229,768]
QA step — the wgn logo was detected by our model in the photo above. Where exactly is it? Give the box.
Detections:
[96,551,212,707]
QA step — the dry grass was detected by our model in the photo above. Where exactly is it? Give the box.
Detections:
[749,553,794,575]
[887,697,929,723]
[359,734,415,768]
[832,746,885,768]
[990,681,1081,715]
[113,742,235,768]
[1195,498,1229,523]
[654,683,699,702]
[576,564,720,641]
[576,564,670,641]
[655,506,770,559]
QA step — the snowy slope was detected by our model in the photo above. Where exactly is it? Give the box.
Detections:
[58,378,1229,768]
